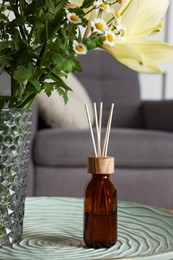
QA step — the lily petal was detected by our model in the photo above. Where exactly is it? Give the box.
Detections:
[102,42,163,74]
[103,42,143,60]
[128,0,170,39]
[102,42,143,66]
[125,40,173,64]
[119,0,133,14]
[118,58,163,74]
[119,0,139,34]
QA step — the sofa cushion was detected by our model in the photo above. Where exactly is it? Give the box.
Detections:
[34,128,173,168]
[142,100,173,132]
[37,73,94,129]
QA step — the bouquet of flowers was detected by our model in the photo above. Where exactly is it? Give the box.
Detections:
[0,0,173,108]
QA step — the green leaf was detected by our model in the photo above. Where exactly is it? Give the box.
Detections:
[62,59,74,73]
[50,53,65,67]
[50,74,72,92]
[84,35,104,50]
[56,87,69,104]
[29,78,41,92]
[70,57,83,73]
[43,82,54,96]
[0,42,8,51]
[49,0,68,14]
[0,55,9,67]
[81,0,95,8]
[13,63,37,83]
[49,73,72,103]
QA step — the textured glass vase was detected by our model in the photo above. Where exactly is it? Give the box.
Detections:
[0,108,32,246]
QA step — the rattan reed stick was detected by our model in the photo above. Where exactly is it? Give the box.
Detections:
[85,102,114,158]
[98,102,103,156]
[85,104,98,157]
[94,103,101,157]
[102,103,114,157]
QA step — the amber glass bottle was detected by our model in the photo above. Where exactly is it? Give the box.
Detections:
[84,157,117,249]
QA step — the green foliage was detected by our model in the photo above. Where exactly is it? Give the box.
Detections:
[84,35,104,50]
[0,0,105,108]
[13,63,37,83]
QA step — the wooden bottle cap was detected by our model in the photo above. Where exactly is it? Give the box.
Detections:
[87,156,114,174]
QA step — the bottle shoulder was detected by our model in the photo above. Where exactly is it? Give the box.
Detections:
[84,174,116,196]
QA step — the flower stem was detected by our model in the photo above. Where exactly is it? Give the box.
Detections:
[84,9,96,38]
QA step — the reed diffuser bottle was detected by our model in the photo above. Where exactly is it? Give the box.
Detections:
[84,156,117,248]
[84,102,117,248]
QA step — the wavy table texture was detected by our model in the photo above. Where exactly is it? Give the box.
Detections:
[0,197,173,260]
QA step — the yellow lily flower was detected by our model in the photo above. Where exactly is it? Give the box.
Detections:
[103,0,173,74]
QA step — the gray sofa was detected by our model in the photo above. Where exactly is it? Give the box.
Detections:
[27,50,173,209]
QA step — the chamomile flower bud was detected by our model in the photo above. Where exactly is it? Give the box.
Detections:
[94,0,111,13]
[67,12,81,24]
[73,41,87,55]
[91,18,108,34]
[105,30,116,46]
[117,25,126,41]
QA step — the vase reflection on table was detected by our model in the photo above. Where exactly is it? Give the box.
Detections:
[0,108,32,246]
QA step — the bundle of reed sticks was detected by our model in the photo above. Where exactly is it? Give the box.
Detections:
[85,102,114,157]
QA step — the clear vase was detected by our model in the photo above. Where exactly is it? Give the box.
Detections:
[0,108,32,246]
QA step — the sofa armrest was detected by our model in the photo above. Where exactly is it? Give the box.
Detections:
[141,100,173,132]
[27,101,39,196]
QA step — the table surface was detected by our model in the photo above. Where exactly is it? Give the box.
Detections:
[0,197,173,260]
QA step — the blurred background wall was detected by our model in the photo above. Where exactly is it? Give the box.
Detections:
[139,1,173,100]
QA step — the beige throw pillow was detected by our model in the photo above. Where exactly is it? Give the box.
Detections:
[37,73,94,129]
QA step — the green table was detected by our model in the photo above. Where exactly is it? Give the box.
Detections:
[0,197,173,260]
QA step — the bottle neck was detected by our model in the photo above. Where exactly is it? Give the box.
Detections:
[91,174,110,179]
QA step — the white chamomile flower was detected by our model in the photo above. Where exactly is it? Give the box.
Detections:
[94,0,111,13]
[117,25,126,41]
[105,30,116,46]
[91,18,108,34]
[94,0,102,3]
[73,41,87,55]
[112,10,122,24]
[67,12,81,24]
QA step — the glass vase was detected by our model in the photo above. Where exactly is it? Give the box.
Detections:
[0,108,32,246]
